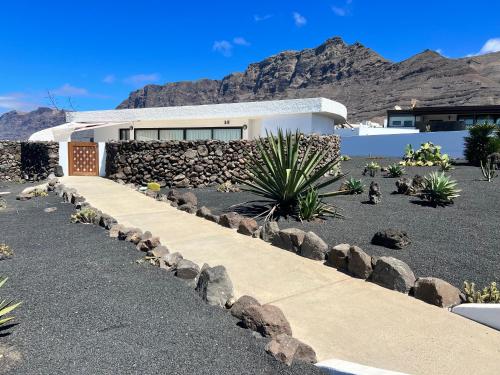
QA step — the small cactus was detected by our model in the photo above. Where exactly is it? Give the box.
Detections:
[147,182,161,192]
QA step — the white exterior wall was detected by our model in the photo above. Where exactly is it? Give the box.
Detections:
[334,127,419,138]
[311,114,335,134]
[58,142,69,177]
[260,114,312,136]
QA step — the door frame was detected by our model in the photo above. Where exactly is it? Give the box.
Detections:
[68,142,99,176]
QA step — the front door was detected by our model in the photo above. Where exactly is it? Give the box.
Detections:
[68,142,99,176]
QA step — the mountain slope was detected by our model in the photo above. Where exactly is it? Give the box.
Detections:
[118,37,500,122]
[0,108,66,140]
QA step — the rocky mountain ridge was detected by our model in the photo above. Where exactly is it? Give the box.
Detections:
[0,108,65,140]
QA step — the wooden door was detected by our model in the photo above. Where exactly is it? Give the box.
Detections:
[68,142,99,176]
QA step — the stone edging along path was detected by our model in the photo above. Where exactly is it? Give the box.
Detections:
[21,179,317,367]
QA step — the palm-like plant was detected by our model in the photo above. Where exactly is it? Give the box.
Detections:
[298,188,340,221]
[386,163,405,178]
[238,129,344,219]
[0,277,21,327]
[420,172,461,206]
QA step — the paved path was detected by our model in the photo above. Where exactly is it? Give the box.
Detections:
[61,176,500,375]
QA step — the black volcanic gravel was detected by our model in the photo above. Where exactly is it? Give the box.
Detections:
[0,182,321,375]
[179,157,500,288]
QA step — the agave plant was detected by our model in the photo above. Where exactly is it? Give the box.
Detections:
[480,160,497,182]
[420,172,460,206]
[386,163,405,178]
[363,161,380,177]
[0,277,21,327]
[340,177,365,194]
[238,129,344,219]
[298,188,340,221]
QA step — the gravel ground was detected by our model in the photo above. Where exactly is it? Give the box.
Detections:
[177,157,500,288]
[0,182,321,375]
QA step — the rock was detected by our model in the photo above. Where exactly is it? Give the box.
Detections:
[147,245,169,258]
[326,243,350,270]
[230,295,261,320]
[265,334,317,365]
[205,213,220,224]
[219,212,243,229]
[196,206,211,218]
[197,145,209,157]
[371,256,416,293]
[414,277,462,307]
[240,304,292,338]
[43,207,57,213]
[136,236,161,252]
[260,221,280,242]
[167,189,182,202]
[178,192,197,206]
[272,228,306,253]
[395,177,413,195]
[55,165,64,177]
[145,189,158,199]
[300,232,328,260]
[372,229,410,249]
[109,224,124,238]
[237,218,259,236]
[175,259,200,282]
[163,252,183,268]
[124,228,143,244]
[347,246,373,279]
[99,214,117,229]
[252,226,262,238]
[178,203,197,214]
[368,181,381,204]
[195,265,234,307]
[412,174,425,191]
[16,193,32,201]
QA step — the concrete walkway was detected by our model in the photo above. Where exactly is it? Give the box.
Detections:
[61,176,500,375]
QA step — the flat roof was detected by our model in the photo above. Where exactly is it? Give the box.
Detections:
[67,97,347,123]
[387,104,500,116]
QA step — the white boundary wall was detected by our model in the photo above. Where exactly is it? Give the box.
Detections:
[340,130,467,158]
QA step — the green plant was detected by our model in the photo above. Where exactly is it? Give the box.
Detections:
[340,177,365,194]
[32,189,48,197]
[363,161,380,177]
[420,172,461,206]
[386,163,405,178]
[238,129,344,219]
[340,155,351,161]
[216,181,240,193]
[0,244,13,258]
[464,281,500,303]
[147,182,161,192]
[330,163,342,177]
[464,124,500,166]
[70,207,98,224]
[439,159,454,172]
[401,142,449,167]
[480,160,498,182]
[298,188,339,221]
[0,277,21,326]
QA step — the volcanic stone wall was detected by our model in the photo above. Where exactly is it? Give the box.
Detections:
[0,141,59,181]
[105,135,340,188]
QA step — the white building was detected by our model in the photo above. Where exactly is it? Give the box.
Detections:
[29,98,347,142]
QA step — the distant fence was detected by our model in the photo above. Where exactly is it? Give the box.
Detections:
[340,130,468,158]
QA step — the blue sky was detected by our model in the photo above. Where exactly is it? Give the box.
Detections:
[1,0,499,114]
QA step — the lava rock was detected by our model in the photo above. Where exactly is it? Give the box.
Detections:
[326,243,350,270]
[272,228,306,253]
[195,265,234,307]
[230,295,261,320]
[300,232,328,260]
[368,181,381,204]
[371,256,416,293]
[347,246,373,279]
[260,221,280,242]
[240,304,292,338]
[265,333,317,366]
[414,277,462,307]
[219,212,243,229]
[372,229,411,249]
[237,218,259,236]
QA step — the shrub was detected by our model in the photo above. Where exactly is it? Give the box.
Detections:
[0,277,21,327]
[147,182,161,192]
[216,181,240,193]
[340,177,365,194]
[464,124,500,166]
[298,188,339,221]
[238,129,344,219]
[32,189,48,197]
[386,164,405,178]
[480,160,498,182]
[0,244,13,258]
[70,207,98,224]
[439,159,454,172]
[464,281,500,303]
[420,172,460,206]
[363,162,380,177]
[401,142,449,167]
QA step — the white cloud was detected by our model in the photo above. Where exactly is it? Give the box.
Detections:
[293,12,307,27]
[331,6,347,16]
[103,74,116,84]
[467,38,500,57]
[254,14,272,22]
[213,40,233,57]
[52,84,89,97]
[123,73,161,86]
[233,37,250,46]
[0,92,41,113]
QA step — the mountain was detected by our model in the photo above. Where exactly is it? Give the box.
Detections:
[0,107,66,140]
[118,37,500,123]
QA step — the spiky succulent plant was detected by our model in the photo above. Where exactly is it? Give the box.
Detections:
[420,172,460,206]
[340,177,365,195]
[386,163,405,178]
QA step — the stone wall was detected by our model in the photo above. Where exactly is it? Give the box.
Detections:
[0,141,59,181]
[105,135,340,187]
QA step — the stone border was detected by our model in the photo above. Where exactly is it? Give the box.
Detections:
[42,181,316,367]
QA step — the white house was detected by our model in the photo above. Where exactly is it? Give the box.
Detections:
[29,98,348,142]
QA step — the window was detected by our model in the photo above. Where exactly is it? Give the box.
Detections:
[135,129,159,141]
[391,120,402,127]
[476,116,495,125]
[458,116,474,127]
[186,129,212,141]
[119,129,130,140]
[403,120,413,127]
[159,129,183,140]
[213,128,242,141]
